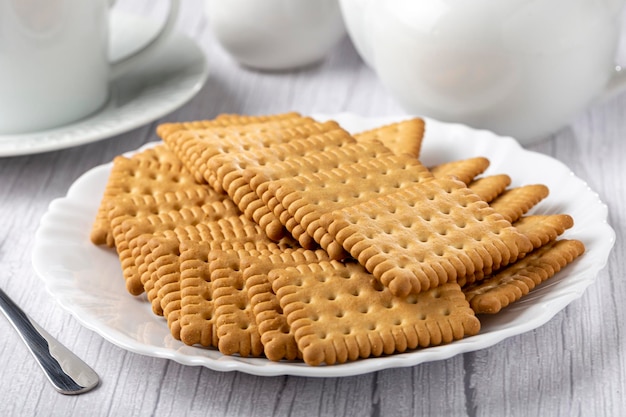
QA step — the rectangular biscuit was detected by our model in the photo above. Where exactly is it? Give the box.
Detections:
[178,245,328,357]
[161,116,339,189]
[429,157,490,185]
[240,248,331,361]
[155,111,303,138]
[111,196,239,296]
[244,142,431,256]
[207,128,356,241]
[268,259,480,366]
[129,209,297,315]
[138,212,298,341]
[489,184,550,223]
[468,174,512,203]
[320,178,533,297]
[244,140,396,248]
[91,144,205,247]
[353,117,425,158]
[463,239,585,314]
[457,213,575,287]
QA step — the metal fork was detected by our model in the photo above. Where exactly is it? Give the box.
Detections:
[0,287,99,394]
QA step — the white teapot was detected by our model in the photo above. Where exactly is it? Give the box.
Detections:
[340,0,626,144]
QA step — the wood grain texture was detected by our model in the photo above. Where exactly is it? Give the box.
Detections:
[1,1,625,416]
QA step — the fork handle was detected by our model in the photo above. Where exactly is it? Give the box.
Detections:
[0,288,99,394]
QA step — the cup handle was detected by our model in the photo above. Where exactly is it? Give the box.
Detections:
[109,0,180,80]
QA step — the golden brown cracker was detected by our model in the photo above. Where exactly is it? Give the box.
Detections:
[90,144,201,247]
[353,117,425,158]
[138,214,297,341]
[489,184,550,223]
[134,209,297,313]
[513,214,574,249]
[468,174,512,203]
[456,214,574,287]
[208,128,356,240]
[266,152,433,258]
[429,157,490,184]
[245,140,396,248]
[268,260,480,366]
[208,249,266,357]
[111,196,239,296]
[161,117,338,189]
[143,236,184,336]
[178,239,218,347]
[321,178,533,297]
[241,248,330,361]
[155,111,303,138]
[179,245,327,357]
[463,239,585,314]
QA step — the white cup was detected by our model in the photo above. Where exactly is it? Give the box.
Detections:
[206,0,346,71]
[340,0,626,144]
[0,0,180,134]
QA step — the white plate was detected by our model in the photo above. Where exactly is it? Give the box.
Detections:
[0,12,208,157]
[32,114,615,377]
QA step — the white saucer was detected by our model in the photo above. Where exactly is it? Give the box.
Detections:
[0,12,209,157]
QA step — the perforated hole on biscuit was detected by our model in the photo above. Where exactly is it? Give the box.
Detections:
[350,287,362,297]
[398,239,410,250]
[406,295,418,304]
[381,244,393,254]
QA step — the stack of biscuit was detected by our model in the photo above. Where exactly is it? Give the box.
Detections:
[91,112,584,365]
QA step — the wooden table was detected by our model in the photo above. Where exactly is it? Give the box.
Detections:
[1,1,625,416]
